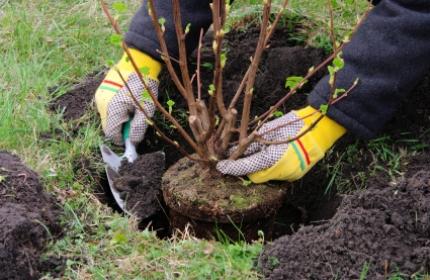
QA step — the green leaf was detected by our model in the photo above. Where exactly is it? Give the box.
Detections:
[112,2,127,13]
[215,115,220,126]
[333,88,346,98]
[0,175,6,183]
[185,23,191,34]
[106,59,115,67]
[285,76,306,90]
[333,53,344,70]
[273,110,284,118]
[166,99,175,114]
[140,66,150,75]
[202,62,213,70]
[328,66,336,86]
[142,90,152,102]
[208,84,215,96]
[319,104,329,115]
[109,34,122,46]
[111,231,128,245]
[241,179,252,187]
[221,52,227,68]
[328,65,335,77]
[158,17,166,26]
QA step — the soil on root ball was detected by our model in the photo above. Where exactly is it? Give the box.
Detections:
[162,157,288,242]
[259,155,430,279]
[0,151,63,280]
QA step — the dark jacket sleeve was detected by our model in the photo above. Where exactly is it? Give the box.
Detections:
[308,0,430,139]
[125,0,213,61]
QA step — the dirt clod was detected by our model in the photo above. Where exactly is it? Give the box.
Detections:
[114,151,166,221]
[259,159,430,279]
[0,151,62,280]
[49,70,105,120]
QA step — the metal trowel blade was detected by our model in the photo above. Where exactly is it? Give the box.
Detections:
[105,165,131,214]
[100,144,122,172]
[100,144,131,214]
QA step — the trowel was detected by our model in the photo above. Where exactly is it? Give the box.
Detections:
[100,121,137,214]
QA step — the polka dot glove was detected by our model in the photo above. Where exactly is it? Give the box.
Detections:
[106,73,158,145]
[216,106,346,183]
[95,49,161,145]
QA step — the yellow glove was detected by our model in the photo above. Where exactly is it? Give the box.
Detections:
[216,106,346,183]
[95,49,162,145]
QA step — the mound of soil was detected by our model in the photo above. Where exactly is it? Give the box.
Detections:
[49,70,105,120]
[0,152,62,279]
[259,158,430,279]
[162,157,287,241]
[113,152,168,232]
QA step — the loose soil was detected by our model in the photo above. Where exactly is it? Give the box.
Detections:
[0,151,63,280]
[49,70,105,121]
[259,156,430,279]
[162,157,287,241]
[113,152,168,233]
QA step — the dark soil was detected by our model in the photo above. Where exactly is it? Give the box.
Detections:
[49,70,105,121]
[259,157,430,279]
[162,157,287,241]
[0,151,63,280]
[113,152,169,233]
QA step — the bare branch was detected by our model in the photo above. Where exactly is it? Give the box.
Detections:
[172,0,197,115]
[228,0,288,111]
[155,50,181,64]
[147,0,188,98]
[220,109,238,151]
[196,29,205,100]
[255,115,324,145]
[100,0,121,34]
[211,0,228,118]
[238,0,272,145]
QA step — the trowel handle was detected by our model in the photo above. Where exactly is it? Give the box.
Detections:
[122,121,138,162]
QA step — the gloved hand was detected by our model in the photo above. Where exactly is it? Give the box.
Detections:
[95,48,162,145]
[216,106,346,183]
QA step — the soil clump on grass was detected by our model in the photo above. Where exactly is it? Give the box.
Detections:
[259,156,430,279]
[0,152,63,279]
[50,70,105,121]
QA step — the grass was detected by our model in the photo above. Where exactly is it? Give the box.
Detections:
[2,0,423,279]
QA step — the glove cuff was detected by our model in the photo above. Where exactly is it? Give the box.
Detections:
[295,106,346,151]
[117,48,162,80]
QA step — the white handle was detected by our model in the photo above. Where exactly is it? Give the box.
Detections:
[124,138,138,163]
